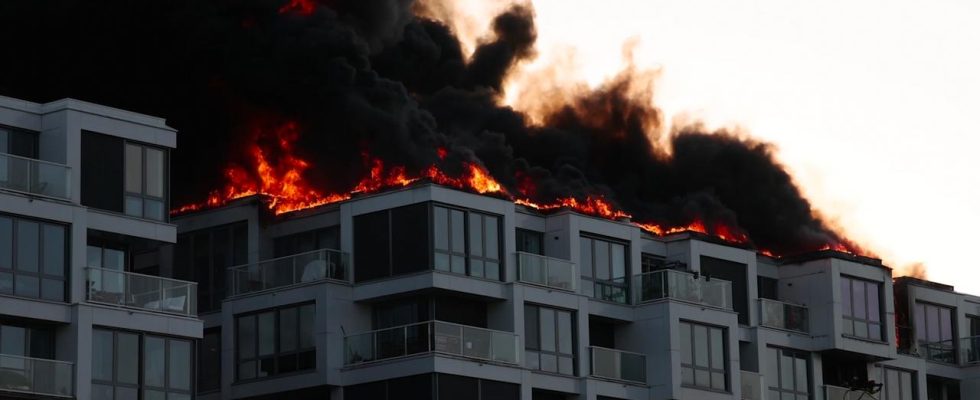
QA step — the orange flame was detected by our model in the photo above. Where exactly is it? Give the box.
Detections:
[516,196,631,220]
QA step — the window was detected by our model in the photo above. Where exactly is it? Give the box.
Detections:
[0,215,66,301]
[353,203,429,282]
[680,321,728,391]
[926,375,960,400]
[0,126,38,192]
[641,253,665,272]
[700,256,748,324]
[882,367,915,400]
[517,229,544,255]
[765,347,809,400]
[0,321,55,359]
[175,223,247,312]
[273,226,339,257]
[524,304,575,375]
[433,206,502,280]
[91,329,192,400]
[198,329,221,393]
[840,276,882,341]
[124,142,167,221]
[580,235,628,303]
[915,302,955,363]
[236,303,315,381]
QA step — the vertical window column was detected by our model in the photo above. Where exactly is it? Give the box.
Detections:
[524,304,575,375]
[0,215,66,301]
[124,143,166,221]
[680,321,728,391]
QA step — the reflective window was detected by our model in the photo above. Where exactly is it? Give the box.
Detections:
[882,367,915,400]
[175,222,247,312]
[0,215,66,301]
[916,301,956,363]
[766,347,809,400]
[433,205,501,280]
[524,304,575,375]
[516,229,543,255]
[580,235,629,303]
[91,329,192,400]
[124,142,167,221]
[236,302,316,381]
[840,276,883,341]
[680,321,728,391]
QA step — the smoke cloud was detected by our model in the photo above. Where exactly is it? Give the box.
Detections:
[0,0,860,255]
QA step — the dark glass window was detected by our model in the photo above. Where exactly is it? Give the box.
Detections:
[433,205,502,280]
[0,126,39,194]
[915,301,955,363]
[344,374,518,400]
[124,142,167,221]
[840,275,883,341]
[81,131,124,212]
[516,229,544,255]
[91,329,193,400]
[765,347,809,399]
[0,321,55,359]
[524,304,575,375]
[0,126,38,158]
[236,303,316,381]
[273,226,340,257]
[640,253,665,273]
[700,256,749,324]
[0,214,66,301]
[882,367,915,400]
[680,321,728,391]
[758,276,779,300]
[175,222,247,313]
[580,235,628,303]
[198,329,221,393]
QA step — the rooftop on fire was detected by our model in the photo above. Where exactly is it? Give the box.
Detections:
[0,94,976,400]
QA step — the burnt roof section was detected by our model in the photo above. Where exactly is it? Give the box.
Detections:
[893,276,954,292]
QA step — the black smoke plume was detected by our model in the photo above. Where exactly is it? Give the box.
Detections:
[0,0,858,255]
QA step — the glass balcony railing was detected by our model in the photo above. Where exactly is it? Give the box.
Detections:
[740,371,764,400]
[631,269,732,309]
[592,277,630,304]
[920,339,956,364]
[589,346,646,383]
[0,354,73,398]
[86,267,197,316]
[759,298,809,333]
[961,335,980,365]
[824,384,873,400]
[516,252,577,291]
[229,248,349,296]
[0,152,71,199]
[344,321,519,366]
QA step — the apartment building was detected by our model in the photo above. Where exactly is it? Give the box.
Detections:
[4,94,980,400]
[173,179,980,400]
[0,95,201,399]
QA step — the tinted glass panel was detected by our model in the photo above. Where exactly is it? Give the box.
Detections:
[92,330,114,381]
[0,217,10,268]
[144,336,166,387]
[116,333,139,384]
[169,340,191,390]
[124,144,142,193]
[15,221,38,272]
[41,224,64,276]
[145,147,164,197]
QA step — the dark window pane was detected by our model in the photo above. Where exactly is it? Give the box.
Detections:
[485,216,499,260]
[299,303,315,348]
[14,275,38,298]
[258,312,276,356]
[539,308,556,352]
[124,144,142,193]
[145,147,164,198]
[280,307,298,352]
[92,330,113,381]
[41,278,64,301]
[41,224,65,276]
[392,203,429,275]
[482,379,520,400]
[434,207,448,251]
[580,237,592,278]
[116,332,139,384]
[469,214,483,257]
[81,132,124,212]
[169,339,192,390]
[91,383,113,400]
[438,374,478,400]
[1,325,25,355]
[0,217,11,268]
[15,220,38,272]
[450,210,464,253]
[144,336,166,387]
[238,315,256,359]
[595,239,609,279]
[517,229,543,255]
[353,210,390,282]
[524,305,539,350]
[198,329,221,393]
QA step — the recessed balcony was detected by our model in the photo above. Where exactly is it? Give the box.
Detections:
[516,252,577,292]
[758,298,809,333]
[0,353,73,398]
[86,267,197,316]
[0,152,71,200]
[344,321,520,366]
[631,269,733,309]
[229,248,349,296]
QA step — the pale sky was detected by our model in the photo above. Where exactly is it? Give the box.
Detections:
[442,0,980,293]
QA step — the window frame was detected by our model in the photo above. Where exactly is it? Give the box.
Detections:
[679,320,729,392]
[516,229,544,255]
[524,303,576,375]
[840,275,884,341]
[881,367,916,400]
[431,204,503,281]
[0,213,67,302]
[579,234,630,303]
[767,346,810,399]
[90,328,194,400]
[123,141,168,221]
[235,302,316,382]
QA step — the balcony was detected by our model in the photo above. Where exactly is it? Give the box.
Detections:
[86,267,197,316]
[230,248,349,296]
[739,371,764,400]
[962,335,980,365]
[344,321,519,366]
[758,298,809,333]
[589,346,646,383]
[516,252,577,292]
[920,339,957,364]
[591,277,629,304]
[824,384,873,400]
[631,269,732,309]
[0,354,73,398]
[0,152,71,200]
